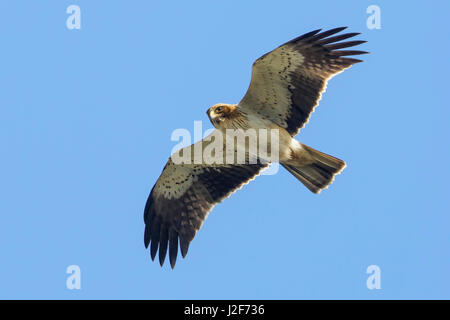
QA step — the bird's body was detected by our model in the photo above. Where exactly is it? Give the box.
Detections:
[207,103,310,163]
[144,27,368,268]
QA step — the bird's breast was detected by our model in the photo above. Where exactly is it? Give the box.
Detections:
[220,111,294,163]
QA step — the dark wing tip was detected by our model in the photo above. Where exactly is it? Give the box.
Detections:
[292,28,322,42]
[158,224,169,267]
[314,29,368,66]
[143,194,196,269]
[334,26,348,31]
[316,31,365,47]
[144,194,182,268]
[341,57,365,64]
[309,27,348,41]
[144,225,150,248]
[149,215,161,261]
[150,241,158,261]
[180,238,190,258]
[159,251,166,267]
[304,28,323,36]
[143,187,156,248]
[324,40,367,50]
[331,50,370,57]
[287,28,367,61]
[169,229,179,269]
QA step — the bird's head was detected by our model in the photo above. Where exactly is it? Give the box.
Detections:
[206,103,237,128]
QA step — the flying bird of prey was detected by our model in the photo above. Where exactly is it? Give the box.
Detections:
[144,27,368,268]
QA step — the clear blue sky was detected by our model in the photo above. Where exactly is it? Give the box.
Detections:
[1,1,449,299]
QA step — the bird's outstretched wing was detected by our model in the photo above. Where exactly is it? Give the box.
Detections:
[144,131,268,268]
[238,27,368,136]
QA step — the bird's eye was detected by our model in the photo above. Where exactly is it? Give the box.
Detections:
[216,106,223,112]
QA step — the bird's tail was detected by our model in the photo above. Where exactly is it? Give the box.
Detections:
[281,144,346,194]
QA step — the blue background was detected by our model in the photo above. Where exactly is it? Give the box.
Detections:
[1,1,448,299]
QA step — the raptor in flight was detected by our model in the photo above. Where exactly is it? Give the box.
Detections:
[144,27,368,268]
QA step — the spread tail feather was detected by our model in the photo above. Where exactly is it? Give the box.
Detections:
[281,144,346,194]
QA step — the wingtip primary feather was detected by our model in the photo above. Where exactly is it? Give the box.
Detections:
[341,57,365,64]
[311,26,348,40]
[294,28,322,42]
[324,40,367,50]
[144,226,150,248]
[169,229,178,269]
[331,50,370,57]
[316,32,362,45]
[180,239,190,258]
[158,225,169,267]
